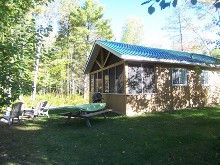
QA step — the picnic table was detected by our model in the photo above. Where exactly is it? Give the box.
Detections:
[58,103,112,127]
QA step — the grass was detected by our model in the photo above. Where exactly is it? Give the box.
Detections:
[1,106,220,164]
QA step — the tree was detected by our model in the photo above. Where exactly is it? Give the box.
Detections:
[212,48,220,58]
[70,0,114,99]
[141,0,220,15]
[121,16,145,45]
[51,0,79,95]
[31,1,59,100]
[53,0,114,98]
[163,7,186,51]
[0,0,51,107]
[161,1,219,55]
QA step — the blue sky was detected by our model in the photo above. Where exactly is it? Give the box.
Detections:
[99,0,173,48]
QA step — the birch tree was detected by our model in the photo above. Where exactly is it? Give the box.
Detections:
[0,0,51,107]
[121,16,145,45]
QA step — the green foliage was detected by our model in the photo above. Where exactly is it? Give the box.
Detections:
[51,0,114,95]
[195,66,202,75]
[20,93,88,108]
[212,49,220,58]
[0,0,51,107]
[141,0,220,14]
[121,16,144,45]
[0,0,113,107]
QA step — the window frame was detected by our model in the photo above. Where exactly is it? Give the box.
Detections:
[127,63,156,94]
[90,74,94,92]
[103,69,109,93]
[172,68,187,86]
[115,64,124,94]
[200,70,209,86]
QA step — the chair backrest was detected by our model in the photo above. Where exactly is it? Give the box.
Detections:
[92,93,103,103]
[11,102,24,117]
[34,101,43,116]
[34,101,48,116]
[41,101,48,110]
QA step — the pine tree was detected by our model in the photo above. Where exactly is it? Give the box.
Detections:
[54,0,114,98]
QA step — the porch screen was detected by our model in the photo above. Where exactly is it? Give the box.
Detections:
[115,64,124,93]
[109,67,115,93]
[94,73,98,92]
[128,64,142,94]
[97,72,102,92]
[143,64,156,93]
[128,63,155,94]
[90,74,94,92]
[103,69,109,93]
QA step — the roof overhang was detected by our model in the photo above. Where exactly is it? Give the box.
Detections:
[121,55,220,68]
[84,41,124,74]
[84,41,220,74]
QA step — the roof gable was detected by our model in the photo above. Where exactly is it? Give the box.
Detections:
[84,40,220,74]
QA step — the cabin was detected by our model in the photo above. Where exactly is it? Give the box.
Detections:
[84,40,220,116]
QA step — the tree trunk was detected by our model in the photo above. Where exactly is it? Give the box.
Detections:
[83,51,89,100]
[71,72,75,95]
[32,45,41,101]
[178,13,184,51]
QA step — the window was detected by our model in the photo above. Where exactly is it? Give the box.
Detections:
[94,73,98,92]
[128,64,142,94]
[90,74,94,92]
[90,65,124,94]
[128,63,155,94]
[172,68,187,86]
[143,64,156,93]
[200,70,209,85]
[97,72,102,92]
[103,69,109,93]
[115,65,124,93]
[109,67,115,93]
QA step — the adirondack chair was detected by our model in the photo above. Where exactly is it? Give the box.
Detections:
[23,101,47,119]
[2,102,24,125]
[39,101,51,118]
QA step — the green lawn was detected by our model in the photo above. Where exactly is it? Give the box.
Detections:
[1,106,220,165]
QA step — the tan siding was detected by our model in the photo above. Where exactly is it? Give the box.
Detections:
[89,93,126,115]
[103,94,126,114]
[207,71,220,104]
[155,64,173,110]
[124,63,220,115]
[89,55,220,116]
[188,68,207,107]
[126,94,157,116]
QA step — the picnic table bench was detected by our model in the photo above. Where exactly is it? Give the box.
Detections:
[58,103,112,127]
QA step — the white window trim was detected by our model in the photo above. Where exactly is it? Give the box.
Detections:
[172,68,187,86]
[200,70,209,86]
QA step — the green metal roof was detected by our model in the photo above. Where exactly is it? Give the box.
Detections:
[85,40,220,74]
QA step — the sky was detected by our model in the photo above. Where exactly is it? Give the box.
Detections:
[99,0,173,48]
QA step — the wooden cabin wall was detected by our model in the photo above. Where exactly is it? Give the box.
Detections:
[89,92,126,114]
[87,46,220,115]
[206,70,220,104]
[125,63,220,115]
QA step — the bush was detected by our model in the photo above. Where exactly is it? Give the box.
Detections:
[19,93,88,108]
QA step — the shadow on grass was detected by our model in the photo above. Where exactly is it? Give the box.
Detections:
[0,106,220,164]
